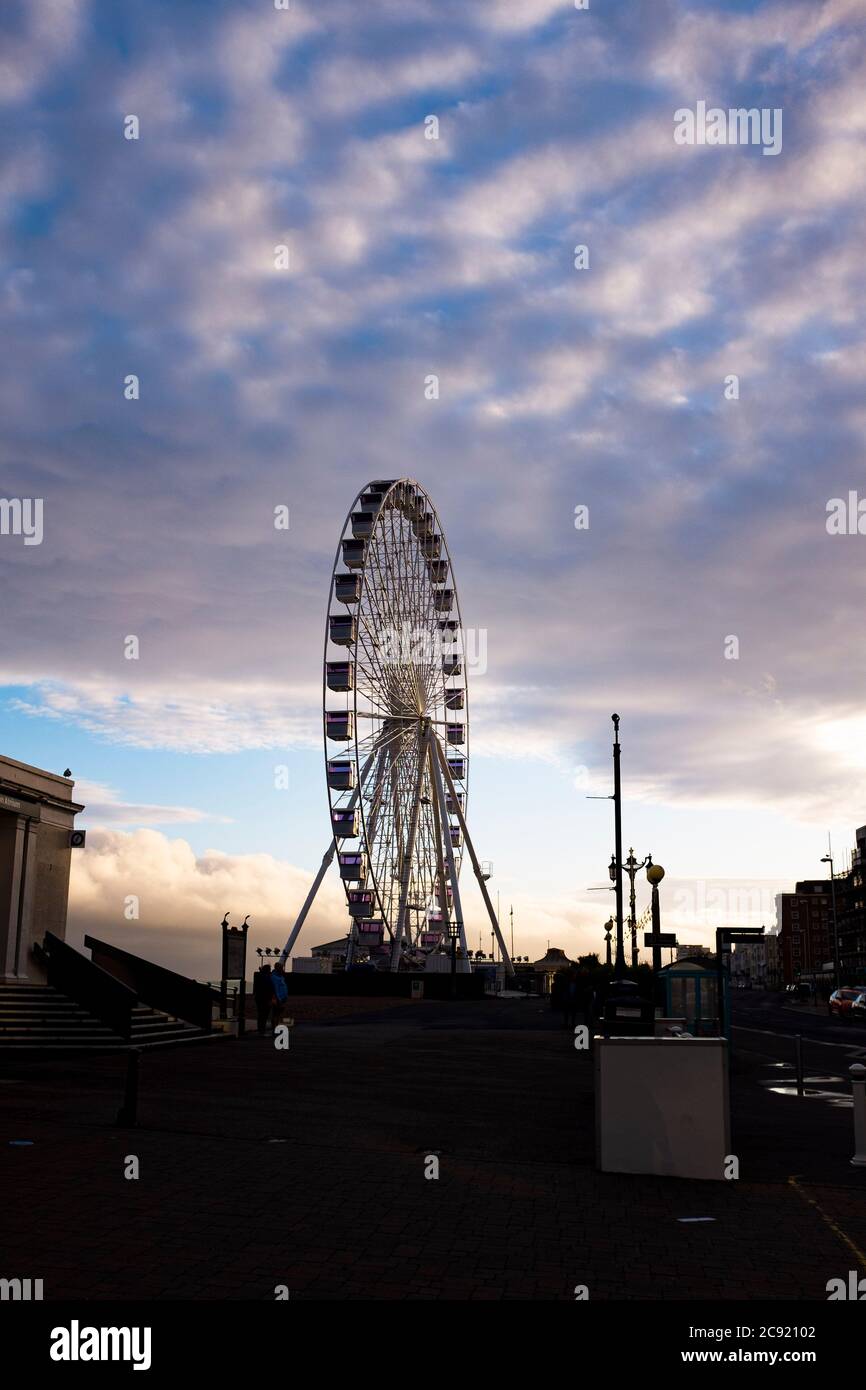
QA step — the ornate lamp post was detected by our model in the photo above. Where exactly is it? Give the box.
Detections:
[624,847,651,969]
[646,859,666,975]
[604,916,614,968]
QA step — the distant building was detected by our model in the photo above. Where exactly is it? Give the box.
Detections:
[731,930,781,989]
[311,937,350,961]
[676,944,712,961]
[776,880,832,986]
[532,946,572,995]
[0,755,84,982]
[776,827,866,987]
[835,826,866,981]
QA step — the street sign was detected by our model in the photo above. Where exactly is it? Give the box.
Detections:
[644,933,677,948]
[224,931,247,979]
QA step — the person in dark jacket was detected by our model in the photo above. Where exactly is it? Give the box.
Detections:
[581,975,597,1032]
[270,960,289,1031]
[253,963,273,1034]
[563,967,581,1030]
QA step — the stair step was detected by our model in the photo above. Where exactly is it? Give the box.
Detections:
[0,1004,99,1013]
[0,1024,119,1036]
[131,1028,200,1039]
[0,979,217,1051]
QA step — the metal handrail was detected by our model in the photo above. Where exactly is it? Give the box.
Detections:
[85,936,215,1032]
[37,933,137,1039]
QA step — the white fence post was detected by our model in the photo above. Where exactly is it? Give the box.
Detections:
[851,1064,866,1167]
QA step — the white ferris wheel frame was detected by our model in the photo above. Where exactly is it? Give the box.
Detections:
[279,478,514,976]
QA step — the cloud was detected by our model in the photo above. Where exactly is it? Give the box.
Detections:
[8,679,320,754]
[67,827,349,978]
[66,826,655,974]
[2,0,866,877]
[0,0,86,106]
[313,46,483,115]
[73,778,232,828]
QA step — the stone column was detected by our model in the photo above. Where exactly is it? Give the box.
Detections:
[0,815,41,980]
[13,816,39,976]
[0,815,27,980]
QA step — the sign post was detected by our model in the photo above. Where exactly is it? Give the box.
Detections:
[643,933,678,950]
[716,927,764,1039]
[221,914,251,1036]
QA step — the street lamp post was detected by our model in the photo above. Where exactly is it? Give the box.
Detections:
[646,859,666,975]
[624,847,650,969]
[604,917,614,968]
[821,846,841,991]
[611,714,626,978]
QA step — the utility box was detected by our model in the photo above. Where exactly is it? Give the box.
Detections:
[595,1036,730,1181]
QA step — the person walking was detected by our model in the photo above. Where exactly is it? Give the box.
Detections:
[270,960,289,1032]
[564,967,580,1030]
[253,962,273,1034]
[582,975,597,1033]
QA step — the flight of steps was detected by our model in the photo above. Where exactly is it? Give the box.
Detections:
[0,982,215,1051]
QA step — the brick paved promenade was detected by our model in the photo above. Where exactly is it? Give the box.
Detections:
[2,997,863,1300]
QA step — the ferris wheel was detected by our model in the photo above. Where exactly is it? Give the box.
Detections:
[279,479,513,974]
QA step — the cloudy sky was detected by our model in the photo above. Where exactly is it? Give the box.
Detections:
[1,0,865,975]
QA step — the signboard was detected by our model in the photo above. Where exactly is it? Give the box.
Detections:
[224,931,247,980]
[644,933,678,948]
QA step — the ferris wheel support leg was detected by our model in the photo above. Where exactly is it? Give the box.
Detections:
[278,840,337,967]
[426,739,453,928]
[436,740,515,978]
[363,741,390,932]
[390,731,428,971]
[291,742,383,969]
[429,736,469,964]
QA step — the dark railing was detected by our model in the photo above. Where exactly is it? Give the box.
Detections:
[37,933,137,1039]
[84,936,215,1032]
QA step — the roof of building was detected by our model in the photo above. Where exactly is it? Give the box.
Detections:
[659,955,718,973]
[532,946,572,971]
[311,937,350,956]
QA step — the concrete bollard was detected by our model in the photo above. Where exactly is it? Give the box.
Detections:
[850,1064,866,1167]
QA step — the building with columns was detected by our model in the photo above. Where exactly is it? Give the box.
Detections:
[0,755,84,982]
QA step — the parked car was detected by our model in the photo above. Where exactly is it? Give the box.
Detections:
[828,987,866,1017]
[851,992,866,1022]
